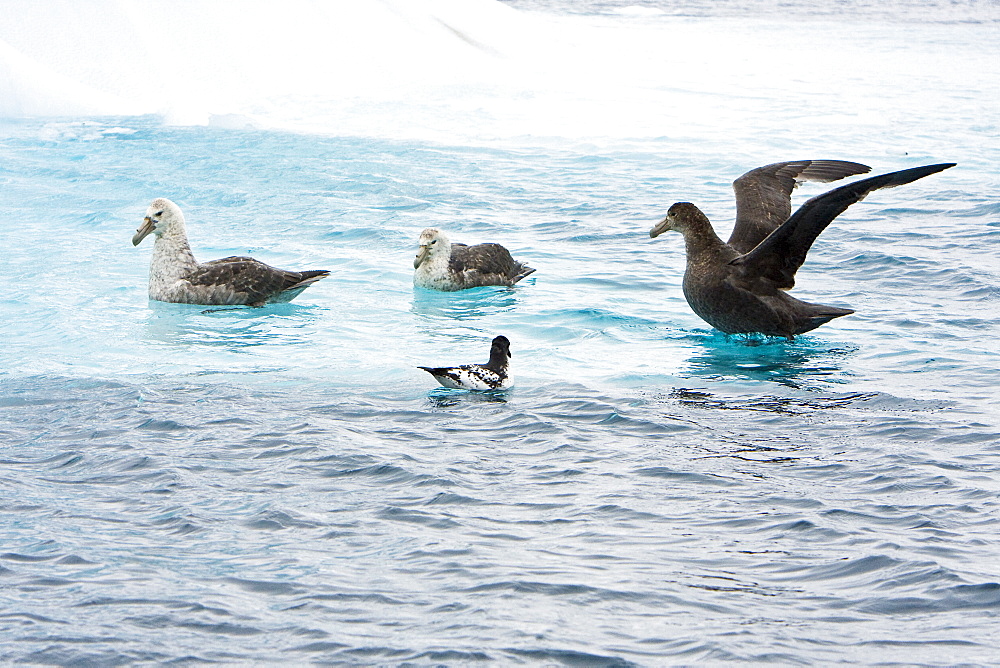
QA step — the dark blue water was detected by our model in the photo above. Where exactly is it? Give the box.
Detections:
[2,1,999,665]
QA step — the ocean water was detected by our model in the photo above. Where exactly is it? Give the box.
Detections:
[2,0,999,665]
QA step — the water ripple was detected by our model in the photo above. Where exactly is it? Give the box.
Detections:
[1,69,999,664]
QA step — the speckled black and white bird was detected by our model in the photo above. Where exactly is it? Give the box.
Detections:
[132,198,330,306]
[413,228,534,291]
[649,161,956,339]
[418,336,512,390]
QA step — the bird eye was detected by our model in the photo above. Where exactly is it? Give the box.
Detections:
[431,239,437,244]
[155,210,164,217]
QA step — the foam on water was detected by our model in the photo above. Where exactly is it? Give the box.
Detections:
[2,0,1000,664]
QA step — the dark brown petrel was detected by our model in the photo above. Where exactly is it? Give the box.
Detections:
[649,160,956,339]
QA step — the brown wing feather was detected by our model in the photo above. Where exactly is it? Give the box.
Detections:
[187,257,326,305]
[448,243,532,286]
[732,163,955,289]
[729,160,871,254]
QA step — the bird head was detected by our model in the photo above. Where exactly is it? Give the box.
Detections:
[649,202,707,238]
[491,335,511,358]
[488,335,511,369]
[133,198,184,246]
[413,228,449,269]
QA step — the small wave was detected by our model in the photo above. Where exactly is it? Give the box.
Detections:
[378,506,463,529]
[243,510,325,531]
[423,491,489,505]
[858,582,1000,614]
[506,647,640,667]
[635,467,736,486]
[222,577,304,597]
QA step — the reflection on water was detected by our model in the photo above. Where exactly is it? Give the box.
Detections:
[410,286,520,320]
[670,388,873,414]
[680,331,859,389]
[426,386,510,407]
[143,300,323,350]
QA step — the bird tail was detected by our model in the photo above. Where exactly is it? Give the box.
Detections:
[513,265,536,284]
[290,269,331,288]
[269,269,331,304]
[794,305,855,335]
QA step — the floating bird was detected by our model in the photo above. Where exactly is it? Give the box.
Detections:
[413,228,534,291]
[419,336,512,390]
[132,198,330,306]
[649,161,956,339]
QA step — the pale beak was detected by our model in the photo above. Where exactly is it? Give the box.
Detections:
[649,216,671,238]
[413,244,430,269]
[132,217,155,246]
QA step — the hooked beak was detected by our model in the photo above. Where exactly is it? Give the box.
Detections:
[413,244,430,269]
[132,217,155,246]
[649,216,671,239]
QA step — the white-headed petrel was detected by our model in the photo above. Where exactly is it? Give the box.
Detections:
[132,198,329,306]
[413,228,534,291]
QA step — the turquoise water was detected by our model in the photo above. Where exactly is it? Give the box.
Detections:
[2,1,1000,664]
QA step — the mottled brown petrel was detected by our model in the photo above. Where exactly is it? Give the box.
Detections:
[649,160,956,339]
[413,228,535,291]
[133,198,330,306]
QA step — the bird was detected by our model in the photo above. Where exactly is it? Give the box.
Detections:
[418,336,512,390]
[649,160,956,339]
[132,198,330,306]
[413,228,535,291]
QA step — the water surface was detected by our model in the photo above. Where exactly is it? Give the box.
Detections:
[1,0,999,664]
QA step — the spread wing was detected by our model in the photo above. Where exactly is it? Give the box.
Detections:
[187,256,324,305]
[729,160,872,254]
[731,163,956,289]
